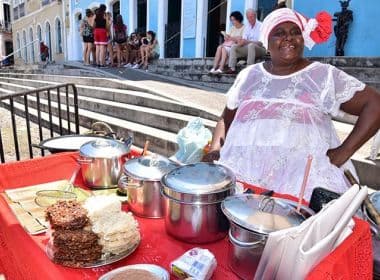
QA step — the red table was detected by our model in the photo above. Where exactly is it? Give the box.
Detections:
[0,152,373,280]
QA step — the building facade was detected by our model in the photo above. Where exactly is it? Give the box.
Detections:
[12,0,65,65]
[0,0,12,64]
[67,0,288,61]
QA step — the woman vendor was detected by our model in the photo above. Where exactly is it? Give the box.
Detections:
[203,8,380,200]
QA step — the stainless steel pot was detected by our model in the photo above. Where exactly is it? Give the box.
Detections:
[121,155,178,218]
[78,137,132,189]
[364,191,380,237]
[222,194,313,280]
[161,162,235,243]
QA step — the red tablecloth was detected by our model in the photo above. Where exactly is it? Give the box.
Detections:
[0,152,373,280]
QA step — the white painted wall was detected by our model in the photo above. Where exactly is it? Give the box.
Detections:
[157,0,167,58]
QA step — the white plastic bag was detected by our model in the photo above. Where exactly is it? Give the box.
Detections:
[254,185,367,280]
[174,118,212,164]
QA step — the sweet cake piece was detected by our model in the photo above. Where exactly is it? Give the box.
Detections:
[45,200,102,267]
[83,196,141,255]
[46,196,140,267]
[46,200,88,230]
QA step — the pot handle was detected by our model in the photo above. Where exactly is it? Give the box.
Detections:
[228,229,265,247]
[77,157,94,164]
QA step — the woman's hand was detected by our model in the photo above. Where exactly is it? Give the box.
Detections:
[201,150,220,162]
[327,146,352,167]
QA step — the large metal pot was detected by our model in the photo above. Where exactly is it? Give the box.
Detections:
[121,155,178,218]
[364,191,380,237]
[78,138,132,189]
[363,192,380,278]
[221,194,313,280]
[161,162,235,243]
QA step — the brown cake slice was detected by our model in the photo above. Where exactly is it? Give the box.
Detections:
[52,229,99,249]
[46,200,88,230]
[52,244,103,262]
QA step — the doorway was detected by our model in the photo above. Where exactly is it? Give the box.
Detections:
[112,1,120,21]
[4,41,13,65]
[164,0,181,58]
[257,0,277,21]
[206,0,227,57]
[136,0,146,34]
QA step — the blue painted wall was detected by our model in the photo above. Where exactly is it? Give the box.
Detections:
[230,0,245,15]
[294,0,380,57]
[72,0,130,34]
[183,38,195,58]
[148,0,158,32]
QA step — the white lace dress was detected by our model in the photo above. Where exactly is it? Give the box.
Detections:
[219,62,365,200]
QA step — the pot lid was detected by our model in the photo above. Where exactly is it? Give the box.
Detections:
[39,135,111,151]
[162,163,235,195]
[80,138,131,158]
[221,194,306,234]
[369,192,380,212]
[123,155,178,181]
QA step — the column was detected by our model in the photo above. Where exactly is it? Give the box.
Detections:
[195,0,207,57]
[129,0,137,33]
[245,0,257,11]
[157,0,168,58]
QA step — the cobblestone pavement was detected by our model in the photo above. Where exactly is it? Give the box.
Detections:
[0,107,55,162]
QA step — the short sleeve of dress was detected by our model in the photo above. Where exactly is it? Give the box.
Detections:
[226,67,251,109]
[321,65,366,116]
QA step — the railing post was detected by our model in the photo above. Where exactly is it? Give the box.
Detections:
[24,95,33,159]
[0,129,5,163]
[65,84,71,133]
[9,97,20,161]
[72,84,80,134]
[36,92,45,156]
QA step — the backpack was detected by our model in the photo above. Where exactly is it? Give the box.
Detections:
[82,20,93,38]
[114,25,126,43]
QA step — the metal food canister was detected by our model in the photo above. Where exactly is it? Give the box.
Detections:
[78,138,132,189]
[221,194,313,280]
[121,155,178,218]
[161,162,236,244]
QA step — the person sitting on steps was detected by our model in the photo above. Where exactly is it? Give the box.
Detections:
[225,9,266,74]
[209,11,245,75]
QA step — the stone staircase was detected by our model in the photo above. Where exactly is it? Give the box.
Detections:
[0,70,219,157]
[148,57,380,92]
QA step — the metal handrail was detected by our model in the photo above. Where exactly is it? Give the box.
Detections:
[0,83,80,163]
[1,39,40,66]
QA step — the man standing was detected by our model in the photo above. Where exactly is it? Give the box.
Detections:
[226,9,266,74]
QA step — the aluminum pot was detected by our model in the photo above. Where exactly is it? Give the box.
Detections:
[161,162,235,243]
[121,155,178,218]
[78,137,132,189]
[364,191,380,237]
[222,194,313,280]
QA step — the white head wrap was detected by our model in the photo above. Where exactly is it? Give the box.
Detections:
[259,8,318,50]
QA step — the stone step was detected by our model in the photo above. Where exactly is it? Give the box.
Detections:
[309,57,380,68]
[0,75,220,121]
[0,93,178,156]
[150,64,380,92]
[0,71,192,103]
[339,66,380,82]
[0,81,216,134]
